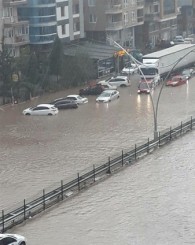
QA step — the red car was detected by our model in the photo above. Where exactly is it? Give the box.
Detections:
[166,75,187,87]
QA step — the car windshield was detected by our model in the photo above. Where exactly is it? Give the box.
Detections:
[99,92,111,97]
[182,70,190,75]
[77,96,83,100]
[139,83,152,89]
[172,77,180,81]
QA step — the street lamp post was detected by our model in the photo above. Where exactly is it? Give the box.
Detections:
[108,37,195,139]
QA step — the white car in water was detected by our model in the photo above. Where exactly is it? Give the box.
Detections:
[96,90,120,103]
[97,80,117,90]
[65,95,88,104]
[121,64,139,75]
[0,233,27,245]
[23,104,58,116]
[108,76,130,87]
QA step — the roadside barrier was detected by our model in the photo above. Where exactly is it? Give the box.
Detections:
[0,116,194,232]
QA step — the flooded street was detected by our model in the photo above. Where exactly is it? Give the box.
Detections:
[1,74,195,244]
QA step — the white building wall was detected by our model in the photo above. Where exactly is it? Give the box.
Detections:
[0,0,3,50]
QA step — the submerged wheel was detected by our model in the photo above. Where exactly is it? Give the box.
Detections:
[25,113,30,116]
[48,113,53,116]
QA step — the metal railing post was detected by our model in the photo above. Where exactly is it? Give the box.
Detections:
[43,189,45,210]
[77,173,80,191]
[122,150,124,166]
[23,199,26,220]
[191,116,193,130]
[61,180,63,200]
[2,210,4,233]
[93,164,96,182]
[170,127,172,140]
[107,157,111,174]
[147,138,150,153]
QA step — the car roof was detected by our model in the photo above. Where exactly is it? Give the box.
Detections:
[102,89,117,93]
[112,76,127,79]
[37,104,54,107]
[0,234,17,239]
[67,95,79,97]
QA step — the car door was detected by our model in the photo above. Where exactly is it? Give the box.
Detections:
[112,91,118,100]
[32,106,41,115]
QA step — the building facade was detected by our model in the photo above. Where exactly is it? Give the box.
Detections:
[142,0,178,49]
[18,0,84,46]
[2,0,29,56]
[83,0,144,48]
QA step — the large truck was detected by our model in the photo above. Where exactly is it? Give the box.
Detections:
[139,44,195,80]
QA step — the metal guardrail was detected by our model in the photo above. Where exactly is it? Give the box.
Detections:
[0,117,194,232]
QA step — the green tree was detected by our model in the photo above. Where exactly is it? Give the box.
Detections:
[49,36,64,83]
[62,50,96,87]
[0,43,13,104]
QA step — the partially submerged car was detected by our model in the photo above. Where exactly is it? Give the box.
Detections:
[166,75,188,87]
[96,90,120,103]
[79,84,104,96]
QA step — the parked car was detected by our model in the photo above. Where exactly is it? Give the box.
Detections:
[23,104,58,116]
[65,95,88,104]
[79,84,104,96]
[96,90,120,103]
[108,76,130,87]
[184,37,194,44]
[137,79,155,94]
[50,99,78,109]
[166,75,187,87]
[121,64,139,75]
[181,68,195,79]
[97,80,117,90]
[0,233,26,245]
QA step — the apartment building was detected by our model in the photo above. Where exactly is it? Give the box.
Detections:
[18,0,84,46]
[0,0,3,50]
[83,0,144,48]
[1,0,29,56]
[142,0,178,48]
[178,0,195,36]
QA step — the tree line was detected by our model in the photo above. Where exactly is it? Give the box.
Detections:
[0,36,96,105]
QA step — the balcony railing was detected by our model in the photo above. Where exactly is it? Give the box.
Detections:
[144,12,160,22]
[137,0,144,8]
[3,0,27,6]
[4,34,29,46]
[106,21,123,31]
[3,17,29,27]
[105,4,123,14]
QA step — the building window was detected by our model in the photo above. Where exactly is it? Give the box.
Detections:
[61,7,65,17]
[74,22,80,32]
[88,0,96,6]
[62,24,66,34]
[124,12,128,24]
[89,14,97,23]
[131,11,135,22]
[73,4,79,14]
[163,0,175,15]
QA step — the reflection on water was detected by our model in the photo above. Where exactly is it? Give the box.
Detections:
[1,76,195,244]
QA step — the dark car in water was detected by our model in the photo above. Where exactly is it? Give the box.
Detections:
[50,99,78,109]
[79,84,104,96]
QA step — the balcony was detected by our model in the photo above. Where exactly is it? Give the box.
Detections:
[106,21,123,31]
[3,0,27,6]
[144,12,160,22]
[137,0,144,8]
[4,17,29,27]
[105,4,123,14]
[4,34,29,46]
